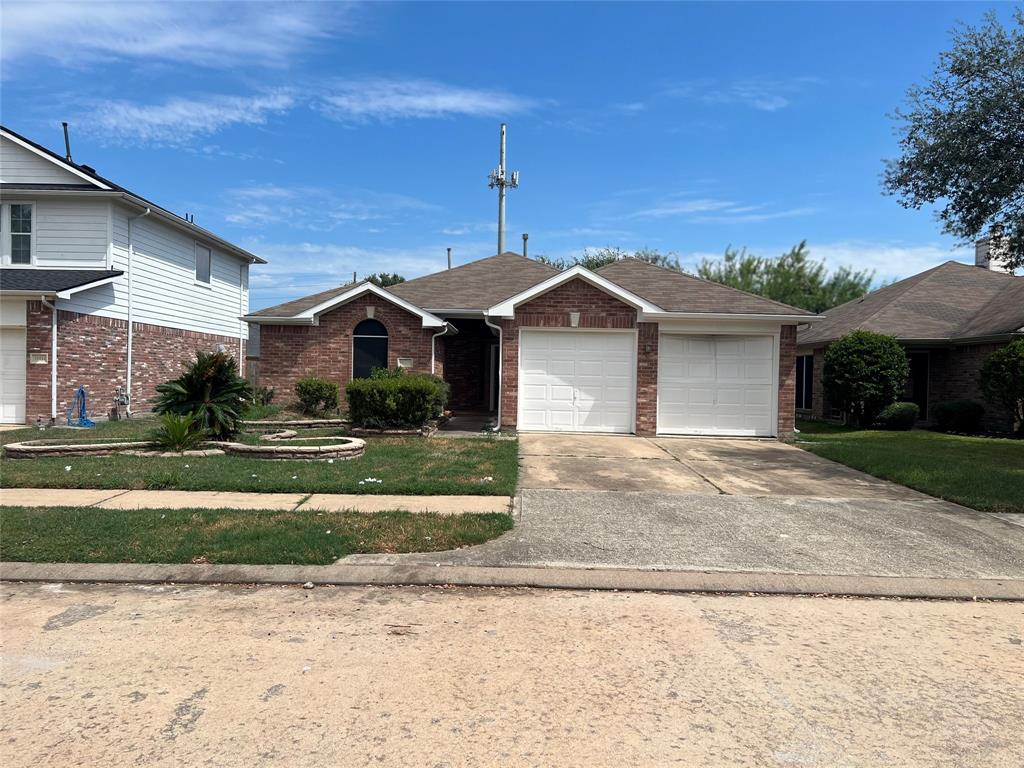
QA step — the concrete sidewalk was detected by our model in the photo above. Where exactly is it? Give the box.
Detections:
[0,488,512,515]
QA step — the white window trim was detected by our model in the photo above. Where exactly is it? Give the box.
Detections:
[1,201,37,267]
[194,241,212,285]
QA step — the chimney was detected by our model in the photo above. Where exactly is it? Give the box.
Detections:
[975,237,1012,274]
[447,247,452,270]
[522,233,529,258]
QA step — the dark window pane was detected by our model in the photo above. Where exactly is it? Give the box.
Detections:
[11,233,31,264]
[353,336,388,378]
[11,204,32,233]
[353,319,387,337]
[196,245,211,283]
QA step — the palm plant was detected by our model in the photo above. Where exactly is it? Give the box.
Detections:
[150,413,209,452]
[153,351,252,440]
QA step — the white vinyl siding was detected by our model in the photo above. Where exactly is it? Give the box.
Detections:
[519,329,635,433]
[657,334,775,437]
[33,198,110,267]
[0,137,84,184]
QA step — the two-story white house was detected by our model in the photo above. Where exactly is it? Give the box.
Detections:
[0,125,265,425]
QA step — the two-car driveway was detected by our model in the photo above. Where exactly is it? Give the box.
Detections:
[345,434,1024,580]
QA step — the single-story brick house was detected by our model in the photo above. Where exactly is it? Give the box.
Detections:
[246,252,818,438]
[796,250,1023,433]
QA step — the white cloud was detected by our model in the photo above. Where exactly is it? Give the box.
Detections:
[629,195,816,223]
[81,92,295,144]
[804,241,973,282]
[666,77,822,112]
[317,78,538,122]
[1,1,351,68]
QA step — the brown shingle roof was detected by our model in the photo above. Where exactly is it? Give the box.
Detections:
[797,261,1024,346]
[388,252,559,310]
[248,281,361,318]
[595,258,815,316]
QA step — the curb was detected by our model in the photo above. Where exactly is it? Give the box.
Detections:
[2,562,1022,601]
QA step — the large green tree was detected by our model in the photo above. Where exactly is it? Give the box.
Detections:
[697,241,874,313]
[883,10,1024,271]
[536,247,681,272]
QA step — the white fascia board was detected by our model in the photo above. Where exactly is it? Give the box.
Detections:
[0,130,112,189]
[641,311,823,323]
[241,316,316,325]
[300,282,446,328]
[487,265,663,318]
[55,275,122,299]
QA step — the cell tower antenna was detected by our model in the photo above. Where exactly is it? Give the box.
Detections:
[488,123,519,254]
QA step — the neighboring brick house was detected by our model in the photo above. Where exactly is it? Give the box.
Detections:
[0,125,265,425]
[796,252,1024,433]
[247,253,816,438]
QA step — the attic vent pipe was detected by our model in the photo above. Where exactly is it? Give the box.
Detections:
[62,122,72,162]
[522,233,528,258]
[447,247,452,270]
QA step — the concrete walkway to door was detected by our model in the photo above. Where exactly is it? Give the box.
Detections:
[344,433,1024,580]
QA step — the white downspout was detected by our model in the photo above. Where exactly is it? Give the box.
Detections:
[40,296,58,422]
[483,314,503,431]
[239,263,246,366]
[430,323,450,375]
[126,207,150,414]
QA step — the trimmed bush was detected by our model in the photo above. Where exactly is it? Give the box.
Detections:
[979,338,1024,436]
[822,331,910,427]
[347,369,449,429]
[295,376,340,415]
[876,401,919,430]
[153,351,252,440]
[933,399,986,434]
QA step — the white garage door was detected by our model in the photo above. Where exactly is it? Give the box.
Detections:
[0,328,27,424]
[519,330,635,433]
[658,334,775,436]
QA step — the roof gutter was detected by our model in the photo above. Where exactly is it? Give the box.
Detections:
[640,311,822,323]
[430,322,458,376]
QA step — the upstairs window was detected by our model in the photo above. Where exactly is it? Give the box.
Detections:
[195,243,211,283]
[352,318,388,379]
[3,202,34,265]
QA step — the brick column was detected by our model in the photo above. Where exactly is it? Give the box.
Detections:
[499,320,518,428]
[777,325,797,437]
[25,300,53,423]
[635,322,659,436]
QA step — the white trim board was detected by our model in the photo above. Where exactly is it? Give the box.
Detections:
[488,265,662,318]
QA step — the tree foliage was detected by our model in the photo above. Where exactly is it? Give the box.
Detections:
[822,331,910,428]
[979,338,1024,435]
[536,247,681,272]
[366,272,406,287]
[697,241,874,313]
[153,351,252,440]
[883,9,1024,271]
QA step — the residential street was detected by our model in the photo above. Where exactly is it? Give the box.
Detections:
[2,582,1022,767]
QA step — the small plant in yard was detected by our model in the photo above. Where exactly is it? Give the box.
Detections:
[980,338,1024,436]
[933,399,986,434]
[252,386,275,407]
[346,368,449,428]
[153,350,252,440]
[150,413,208,452]
[823,330,910,428]
[296,376,340,415]
[875,401,919,430]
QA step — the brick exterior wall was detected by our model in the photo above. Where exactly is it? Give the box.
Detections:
[256,295,440,408]
[777,325,797,437]
[24,301,241,423]
[499,278,639,429]
[635,322,659,436]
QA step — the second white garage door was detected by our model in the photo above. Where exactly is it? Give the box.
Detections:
[0,328,27,425]
[658,334,775,436]
[519,330,635,433]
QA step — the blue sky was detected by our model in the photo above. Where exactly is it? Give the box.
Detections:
[2,1,1013,309]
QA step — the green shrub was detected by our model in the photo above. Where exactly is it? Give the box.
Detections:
[822,331,910,428]
[252,386,275,406]
[876,401,919,430]
[150,413,208,451]
[933,399,986,434]
[153,351,252,440]
[979,338,1024,435]
[295,376,340,415]
[347,369,449,428]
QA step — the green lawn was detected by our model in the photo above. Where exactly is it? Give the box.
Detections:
[0,420,518,495]
[796,419,1024,514]
[0,506,513,564]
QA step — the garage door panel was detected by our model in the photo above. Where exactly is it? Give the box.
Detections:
[657,333,775,437]
[0,328,27,424]
[519,330,635,433]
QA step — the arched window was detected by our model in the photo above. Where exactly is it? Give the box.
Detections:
[352,319,388,379]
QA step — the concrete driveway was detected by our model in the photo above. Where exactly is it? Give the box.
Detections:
[345,433,1024,579]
